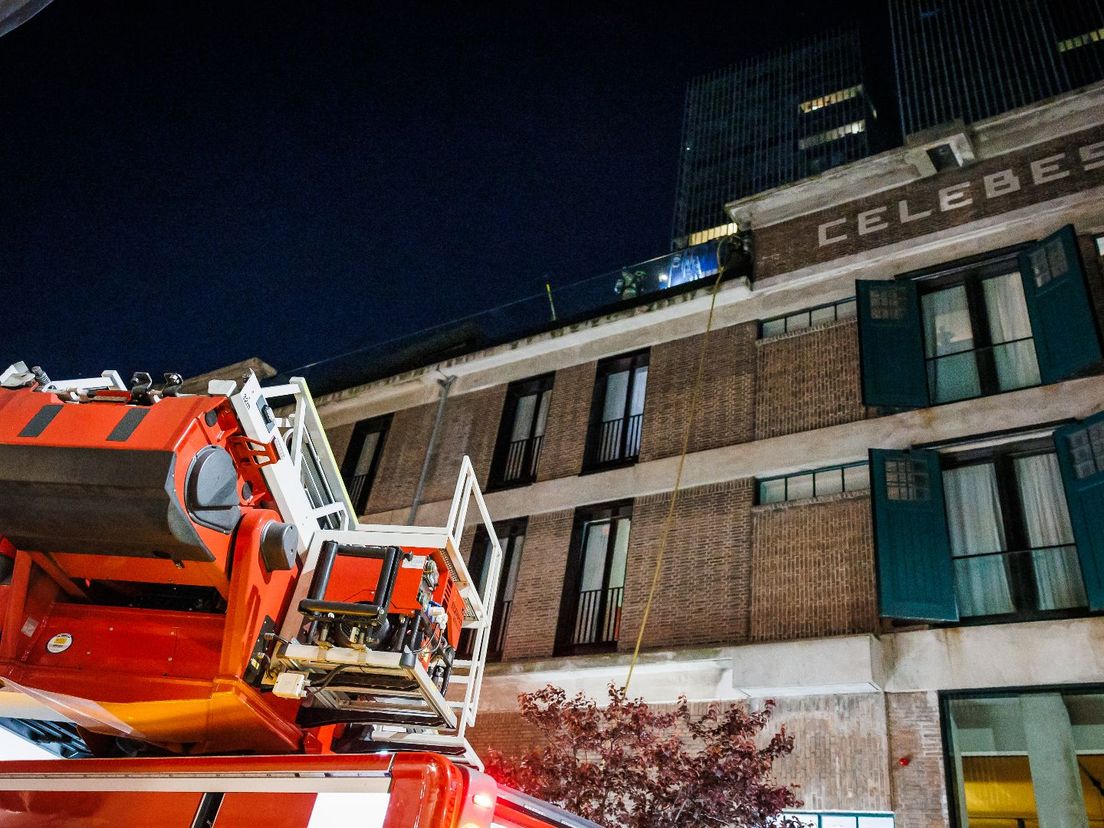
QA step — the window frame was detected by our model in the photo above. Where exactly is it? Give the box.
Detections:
[894,243,1042,406]
[555,501,632,656]
[583,351,649,472]
[756,461,869,505]
[488,374,554,490]
[340,413,392,516]
[459,518,527,662]
[937,434,1089,625]
[759,296,856,338]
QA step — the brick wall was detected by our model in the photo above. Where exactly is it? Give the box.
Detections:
[619,479,754,651]
[754,320,866,440]
[325,422,355,470]
[537,362,596,482]
[363,386,505,514]
[887,692,950,828]
[749,491,878,642]
[501,509,575,660]
[766,693,891,811]
[468,710,546,760]
[366,403,435,514]
[754,124,1104,280]
[422,385,507,503]
[640,322,757,462]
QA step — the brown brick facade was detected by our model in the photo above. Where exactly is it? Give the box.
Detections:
[768,693,891,811]
[887,692,950,828]
[754,319,867,440]
[755,124,1104,280]
[640,322,757,462]
[537,362,596,481]
[501,509,575,660]
[325,422,355,472]
[365,403,435,514]
[749,491,879,642]
[620,479,754,651]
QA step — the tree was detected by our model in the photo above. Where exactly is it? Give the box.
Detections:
[485,684,803,828]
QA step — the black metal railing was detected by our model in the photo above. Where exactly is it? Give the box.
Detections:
[925,336,1038,402]
[572,586,623,646]
[489,599,512,656]
[347,473,371,513]
[499,435,544,484]
[953,543,1086,614]
[588,413,643,467]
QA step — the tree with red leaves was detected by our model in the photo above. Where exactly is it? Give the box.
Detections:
[485,684,803,828]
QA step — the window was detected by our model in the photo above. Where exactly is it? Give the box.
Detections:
[760,297,856,338]
[797,119,865,150]
[785,813,892,828]
[340,414,391,516]
[798,83,863,113]
[489,375,553,489]
[920,259,1041,404]
[941,438,1085,619]
[556,503,631,655]
[758,462,869,504]
[585,351,648,469]
[459,519,526,662]
[1095,234,1104,258]
[945,690,1104,828]
[870,426,1103,624]
[857,226,1103,410]
[1057,27,1104,52]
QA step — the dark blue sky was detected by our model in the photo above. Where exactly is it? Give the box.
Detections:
[0,1,883,381]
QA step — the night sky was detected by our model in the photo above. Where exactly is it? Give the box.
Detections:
[0,1,889,382]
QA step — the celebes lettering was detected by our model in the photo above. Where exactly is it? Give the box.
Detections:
[817,140,1104,247]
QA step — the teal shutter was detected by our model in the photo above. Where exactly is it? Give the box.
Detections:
[870,448,958,621]
[856,280,929,408]
[1054,412,1104,611]
[1019,225,1103,384]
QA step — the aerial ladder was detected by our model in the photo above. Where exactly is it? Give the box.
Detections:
[0,361,502,768]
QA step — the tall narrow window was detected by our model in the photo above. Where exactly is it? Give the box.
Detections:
[921,265,1041,404]
[942,438,1085,620]
[458,520,526,662]
[585,351,648,469]
[489,375,553,488]
[340,414,391,516]
[556,503,631,655]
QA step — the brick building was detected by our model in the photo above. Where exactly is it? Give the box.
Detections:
[314,83,1104,827]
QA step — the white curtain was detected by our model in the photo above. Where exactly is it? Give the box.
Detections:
[944,464,1014,617]
[922,286,980,403]
[1015,453,1087,610]
[983,273,1041,392]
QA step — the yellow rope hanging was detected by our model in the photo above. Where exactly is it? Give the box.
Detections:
[623,260,728,693]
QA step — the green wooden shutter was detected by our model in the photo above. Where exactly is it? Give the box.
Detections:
[870,448,958,621]
[856,280,929,408]
[1019,224,1103,384]
[1053,412,1104,611]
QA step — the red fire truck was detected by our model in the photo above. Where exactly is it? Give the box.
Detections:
[0,363,590,826]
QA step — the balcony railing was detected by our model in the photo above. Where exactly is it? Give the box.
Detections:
[953,543,1086,616]
[347,473,371,513]
[571,586,623,646]
[588,413,643,467]
[499,435,544,485]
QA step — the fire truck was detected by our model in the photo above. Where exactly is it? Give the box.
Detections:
[0,362,594,827]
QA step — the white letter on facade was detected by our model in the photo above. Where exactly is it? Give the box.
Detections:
[898,199,932,223]
[1080,141,1104,172]
[1031,153,1069,185]
[984,169,1021,198]
[938,182,972,211]
[858,206,889,235]
[818,217,848,246]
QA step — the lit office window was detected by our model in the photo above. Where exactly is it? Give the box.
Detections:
[798,120,866,150]
[798,83,863,113]
[1057,27,1104,52]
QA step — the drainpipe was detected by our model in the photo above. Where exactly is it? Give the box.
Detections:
[407,373,456,524]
